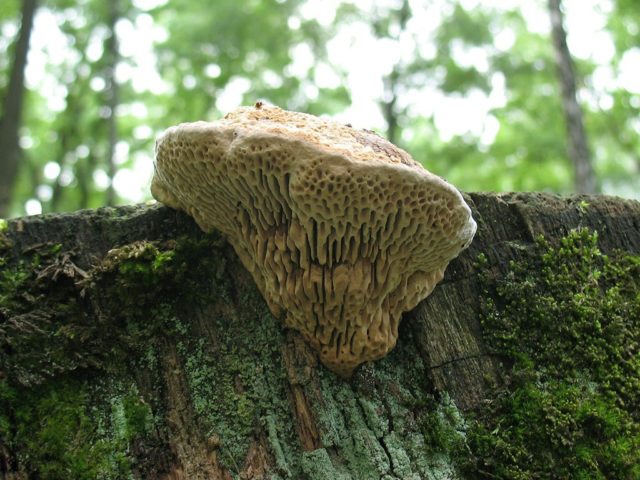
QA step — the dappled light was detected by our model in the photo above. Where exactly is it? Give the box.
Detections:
[0,0,638,218]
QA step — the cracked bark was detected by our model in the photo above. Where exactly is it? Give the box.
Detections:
[1,192,639,478]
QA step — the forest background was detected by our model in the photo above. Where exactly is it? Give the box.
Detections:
[0,0,638,219]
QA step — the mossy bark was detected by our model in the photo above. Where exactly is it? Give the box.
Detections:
[1,192,639,479]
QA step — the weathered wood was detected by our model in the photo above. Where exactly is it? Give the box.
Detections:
[1,192,639,479]
[412,192,640,410]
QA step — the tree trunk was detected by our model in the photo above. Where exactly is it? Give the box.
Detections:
[548,0,597,194]
[382,71,400,146]
[379,0,410,146]
[0,192,639,478]
[104,0,120,207]
[0,0,38,218]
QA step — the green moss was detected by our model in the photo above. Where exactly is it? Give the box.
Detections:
[0,229,234,475]
[49,242,63,255]
[382,432,412,477]
[96,233,226,322]
[116,389,154,442]
[464,228,640,479]
[358,397,389,438]
[266,413,292,477]
[0,259,31,308]
[0,377,150,479]
[0,237,10,252]
[0,219,9,251]
[0,233,226,475]
[0,248,93,385]
[419,393,466,455]
[0,242,47,310]
[577,199,590,213]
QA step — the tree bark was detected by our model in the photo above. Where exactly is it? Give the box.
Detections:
[548,0,597,194]
[0,0,38,218]
[0,192,639,478]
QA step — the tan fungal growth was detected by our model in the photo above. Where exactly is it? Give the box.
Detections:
[151,104,476,376]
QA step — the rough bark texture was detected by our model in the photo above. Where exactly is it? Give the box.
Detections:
[1,192,639,479]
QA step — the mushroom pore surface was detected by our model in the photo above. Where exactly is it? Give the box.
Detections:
[151,105,476,376]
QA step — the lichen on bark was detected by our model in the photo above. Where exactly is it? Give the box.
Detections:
[1,194,639,479]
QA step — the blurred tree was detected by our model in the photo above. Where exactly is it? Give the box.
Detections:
[0,0,38,217]
[403,4,519,189]
[46,1,108,212]
[361,1,635,195]
[104,0,121,206]
[548,0,596,193]
[16,0,137,214]
[483,8,572,192]
[2,0,350,217]
[372,0,411,145]
[0,0,637,217]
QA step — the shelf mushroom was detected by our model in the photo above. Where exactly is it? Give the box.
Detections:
[152,104,476,376]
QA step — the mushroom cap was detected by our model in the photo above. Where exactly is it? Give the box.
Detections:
[152,105,476,376]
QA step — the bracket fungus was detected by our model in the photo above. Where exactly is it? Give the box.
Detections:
[151,104,476,376]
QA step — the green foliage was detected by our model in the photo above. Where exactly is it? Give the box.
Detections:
[153,0,342,115]
[405,5,576,192]
[0,0,19,22]
[3,0,351,217]
[432,4,494,93]
[3,0,639,217]
[465,229,640,478]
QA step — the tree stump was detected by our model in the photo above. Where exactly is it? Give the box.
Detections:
[1,192,639,479]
